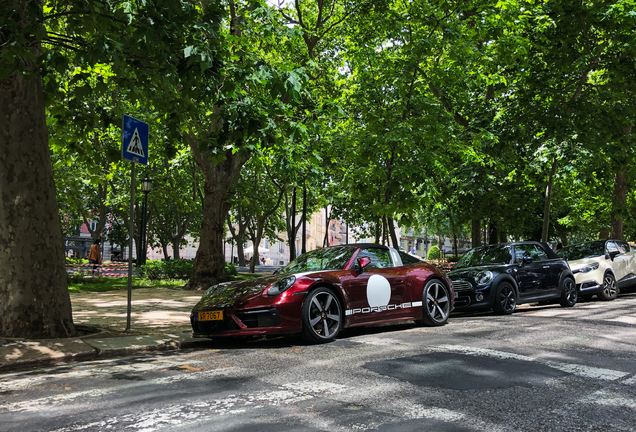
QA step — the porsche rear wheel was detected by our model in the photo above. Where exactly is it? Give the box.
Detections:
[416,280,450,326]
[301,288,343,343]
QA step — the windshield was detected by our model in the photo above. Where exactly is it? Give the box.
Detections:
[557,241,605,261]
[280,246,356,273]
[454,245,513,269]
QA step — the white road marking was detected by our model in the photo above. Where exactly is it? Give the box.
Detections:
[434,345,631,383]
[621,376,636,385]
[1,368,236,413]
[47,381,349,432]
[580,390,636,410]
[545,362,629,381]
[0,359,204,393]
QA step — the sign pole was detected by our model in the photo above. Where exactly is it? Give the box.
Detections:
[126,162,135,332]
[121,114,148,333]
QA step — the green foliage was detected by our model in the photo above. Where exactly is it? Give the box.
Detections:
[139,260,194,280]
[225,262,238,277]
[427,246,441,260]
[445,255,462,263]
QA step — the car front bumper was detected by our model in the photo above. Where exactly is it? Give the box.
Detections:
[451,284,495,311]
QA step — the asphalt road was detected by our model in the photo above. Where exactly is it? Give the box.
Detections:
[2,293,636,432]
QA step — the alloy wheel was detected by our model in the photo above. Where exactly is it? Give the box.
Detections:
[425,282,450,323]
[500,284,516,313]
[603,275,617,299]
[564,279,577,304]
[307,291,341,339]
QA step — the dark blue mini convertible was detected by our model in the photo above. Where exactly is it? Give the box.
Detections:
[448,242,576,314]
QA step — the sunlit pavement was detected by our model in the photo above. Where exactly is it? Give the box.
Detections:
[2,293,636,432]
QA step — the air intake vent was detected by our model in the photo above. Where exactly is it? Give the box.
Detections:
[452,280,472,292]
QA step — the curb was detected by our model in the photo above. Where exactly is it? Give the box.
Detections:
[0,335,215,374]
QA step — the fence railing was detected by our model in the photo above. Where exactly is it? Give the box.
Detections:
[66,263,129,277]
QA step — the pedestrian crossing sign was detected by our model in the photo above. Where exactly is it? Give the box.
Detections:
[121,115,149,165]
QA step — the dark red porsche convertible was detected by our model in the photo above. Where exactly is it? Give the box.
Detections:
[191,243,454,343]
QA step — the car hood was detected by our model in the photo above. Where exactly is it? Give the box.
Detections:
[191,271,322,312]
[447,265,509,283]
[567,256,603,270]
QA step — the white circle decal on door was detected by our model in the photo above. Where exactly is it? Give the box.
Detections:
[367,274,391,307]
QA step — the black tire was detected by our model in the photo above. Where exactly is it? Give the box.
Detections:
[493,281,517,315]
[301,288,343,344]
[597,273,618,301]
[559,277,577,307]
[416,279,451,327]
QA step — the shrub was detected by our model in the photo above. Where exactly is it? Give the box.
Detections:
[139,259,194,280]
[427,245,441,260]
[446,255,461,263]
[140,261,164,280]
[225,262,238,276]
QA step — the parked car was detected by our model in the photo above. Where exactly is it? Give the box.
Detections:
[447,242,576,314]
[190,243,454,343]
[557,239,636,301]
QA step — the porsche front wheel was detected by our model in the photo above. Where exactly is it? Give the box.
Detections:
[301,288,343,343]
[416,280,450,327]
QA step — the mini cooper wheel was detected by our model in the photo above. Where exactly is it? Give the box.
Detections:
[559,277,577,307]
[416,279,450,326]
[301,288,342,343]
[597,273,618,301]
[493,281,516,315]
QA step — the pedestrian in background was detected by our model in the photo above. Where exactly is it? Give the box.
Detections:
[88,239,102,275]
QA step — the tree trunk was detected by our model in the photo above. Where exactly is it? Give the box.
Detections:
[488,219,498,245]
[249,220,265,273]
[0,36,76,337]
[323,206,330,247]
[172,240,181,259]
[288,187,297,260]
[449,213,458,255]
[599,228,610,240]
[541,155,558,242]
[471,219,481,248]
[387,217,400,249]
[610,170,627,240]
[374,218,381,243]
[499,231,508,243]
[183,136,246,289]
[162,243,169,260]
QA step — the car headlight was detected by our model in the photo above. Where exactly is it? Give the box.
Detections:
[267,276,296,296]
[577,262,600,274]
[476,271,494,285]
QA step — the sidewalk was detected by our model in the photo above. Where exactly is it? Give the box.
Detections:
[0,287,212,373]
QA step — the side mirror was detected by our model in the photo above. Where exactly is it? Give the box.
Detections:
[608,251,620,260]
[522,255,533,265]
[356,256,372,274]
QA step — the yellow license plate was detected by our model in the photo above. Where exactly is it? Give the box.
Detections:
[198,310,223,321]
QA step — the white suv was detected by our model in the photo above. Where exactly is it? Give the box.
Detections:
[557,239,636,300]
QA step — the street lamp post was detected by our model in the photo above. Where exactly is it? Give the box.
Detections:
[140,176,153,266]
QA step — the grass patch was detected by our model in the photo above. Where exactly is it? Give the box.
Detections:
[68,277,187,293]
[68,272,270,293]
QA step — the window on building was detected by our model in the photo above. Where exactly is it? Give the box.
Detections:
[279,241,284,253]
[90,220,97,232]
[400,240,405,249]
[264,239,269,248]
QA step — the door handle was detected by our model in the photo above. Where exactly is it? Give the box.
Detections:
[397,279,404,283]
[543,266,550,269]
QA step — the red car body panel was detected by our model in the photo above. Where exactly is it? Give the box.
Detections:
[190,245,454,338]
